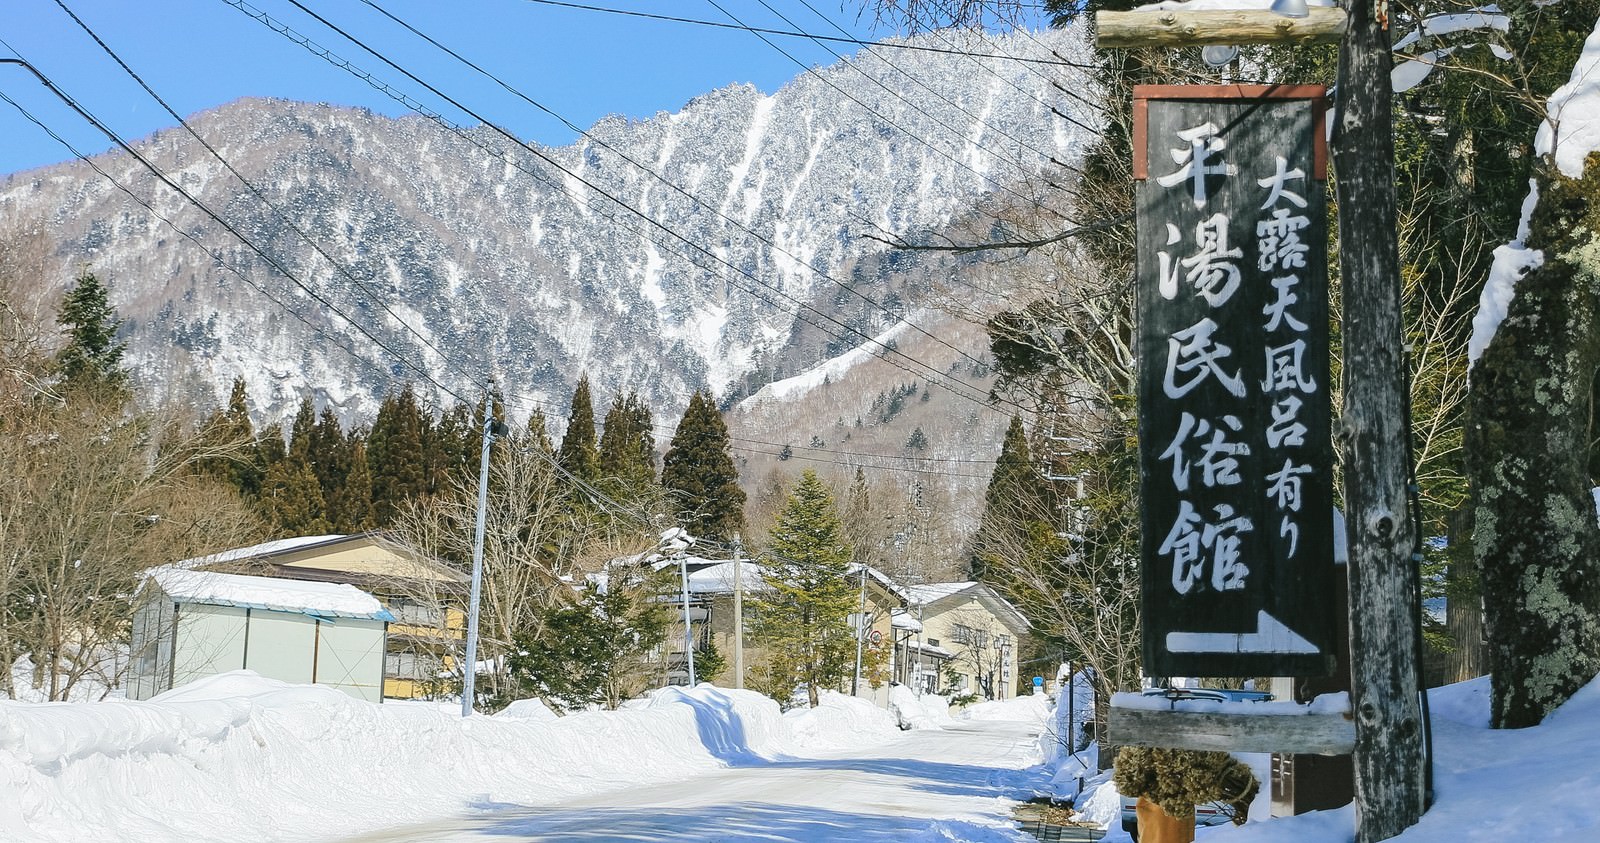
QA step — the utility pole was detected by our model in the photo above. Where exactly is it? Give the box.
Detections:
[461,389,506,717]
[732,532,745,690]
[851,566,868,696]
[678,547,696,687]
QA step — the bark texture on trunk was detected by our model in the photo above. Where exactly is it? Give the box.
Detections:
[1467,162,1600,730]
[1333,3,1427,839]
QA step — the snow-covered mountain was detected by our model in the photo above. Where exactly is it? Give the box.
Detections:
[0,26,1093,425]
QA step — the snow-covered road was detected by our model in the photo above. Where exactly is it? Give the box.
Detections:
[340,721,1055,843]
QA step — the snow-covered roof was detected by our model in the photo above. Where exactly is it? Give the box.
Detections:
[906,641,954,659]
[149,568,392,621]
[905,582,977,606]
[168,535,348,571]
[891,610,923,633]
[683,561,773,595]
[906,582,1031,633]
[848,563,911,604]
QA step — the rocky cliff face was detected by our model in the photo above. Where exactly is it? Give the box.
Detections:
[0,27,1091,426]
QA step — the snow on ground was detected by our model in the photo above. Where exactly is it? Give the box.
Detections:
[889,685,956,730]
[959,690,1053,723]
[1070,674,1600,843]
[0,672,902,843]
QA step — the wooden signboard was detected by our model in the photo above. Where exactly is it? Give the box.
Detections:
[1135,85,1336,678]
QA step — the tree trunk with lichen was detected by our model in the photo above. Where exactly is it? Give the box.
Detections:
[1466,156,1600,730]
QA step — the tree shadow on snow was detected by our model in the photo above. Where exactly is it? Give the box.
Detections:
[773,756,1048,799]
[463,802,1023,841]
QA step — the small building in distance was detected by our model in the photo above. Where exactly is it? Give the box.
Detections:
[901,582,1030,702]
[127,568,392,702]
[643,555,905,704]
[165,534,469,699]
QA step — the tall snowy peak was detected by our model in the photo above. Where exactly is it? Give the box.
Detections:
[0,25,1094,424]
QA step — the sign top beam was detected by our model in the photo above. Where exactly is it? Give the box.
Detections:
[1096,9,1348,49]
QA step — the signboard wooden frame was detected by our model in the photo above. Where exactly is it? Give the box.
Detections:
[1135,85,1336,678]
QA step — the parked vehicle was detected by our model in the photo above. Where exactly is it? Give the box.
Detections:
[1118,686,1272,838]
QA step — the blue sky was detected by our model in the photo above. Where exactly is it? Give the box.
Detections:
[0,0,1042,177]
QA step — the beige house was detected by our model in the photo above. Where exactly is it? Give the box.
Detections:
[899,582,1030,702]
[173,534,468,699]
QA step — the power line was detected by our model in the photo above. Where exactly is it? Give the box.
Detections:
[233,0,1013,413]
[518,0,1089,67]
[0,47,474,409]
[703,0,1054,218]
[48,0,472,401]
[355,0,1016,392]
[0,66,409,405]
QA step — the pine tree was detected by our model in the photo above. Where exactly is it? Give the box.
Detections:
[254,421,286,492]
[309,405,348,512]
[597,390,656,497]
[661,390,745,544]
[970,416,1049,580]
[197,377,261,497]
[557,376,600,487]
[258,455,332,535]
[751,470,855,707]
[331,436,376,533]
[839,467,879,568]
[54,270,128,395]
[905,426,929,452]
[368,386,428,526]
[504,575,669,712]
[288,398,316,462]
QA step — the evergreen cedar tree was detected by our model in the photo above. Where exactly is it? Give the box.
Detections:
[557,375,600,486]
[597,391,657,498]
[755,469,856,707]
[970,415,1046,581]
[367,385,428,527]
[54,271,128,394]
[661,390,746,544]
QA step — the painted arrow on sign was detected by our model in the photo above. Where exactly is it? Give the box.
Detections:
[1166,610,1320,655]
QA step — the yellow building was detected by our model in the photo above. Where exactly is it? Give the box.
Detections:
[900,582,1031,702]
[175,534,468,699]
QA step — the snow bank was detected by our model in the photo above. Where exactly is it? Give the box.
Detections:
[781,690,900,752]
[959,692,1052,723]
[889,685,955,730]
[0,673,899,842]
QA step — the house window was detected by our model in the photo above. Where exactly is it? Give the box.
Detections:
[926,637,940,648]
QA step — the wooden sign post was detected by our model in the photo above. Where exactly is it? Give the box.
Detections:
[1099,4,1426,841]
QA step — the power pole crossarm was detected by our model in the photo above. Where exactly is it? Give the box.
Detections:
[1096,9,1347,49]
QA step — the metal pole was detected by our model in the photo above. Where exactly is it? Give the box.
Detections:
[461,401,496,717]
[1067,660,1076,754]
[732,532,744,690]
[851,566,867,696]
[679,550,696,686]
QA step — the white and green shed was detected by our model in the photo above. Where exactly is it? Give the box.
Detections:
[128,568,393,702]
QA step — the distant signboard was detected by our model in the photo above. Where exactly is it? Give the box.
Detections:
[1135,85,1337,678]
